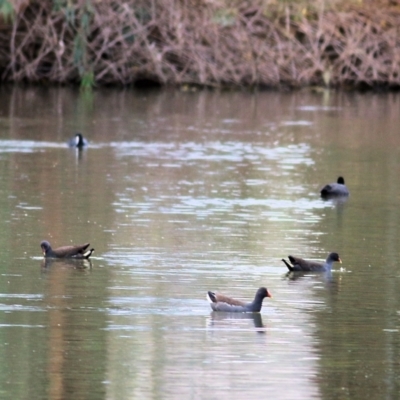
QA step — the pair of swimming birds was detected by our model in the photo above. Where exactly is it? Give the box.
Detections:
[67,135,349,198]
[207,252,341,312]
[40,240,340,270]
[66,135,349,198]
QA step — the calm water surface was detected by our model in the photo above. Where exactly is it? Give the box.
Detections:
[0,87,400,399]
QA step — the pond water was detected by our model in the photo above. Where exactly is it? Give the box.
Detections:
[0,86,400,399]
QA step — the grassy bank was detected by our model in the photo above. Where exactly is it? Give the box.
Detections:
[1,0,400,89]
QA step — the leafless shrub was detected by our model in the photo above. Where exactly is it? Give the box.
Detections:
[0,0,399,88]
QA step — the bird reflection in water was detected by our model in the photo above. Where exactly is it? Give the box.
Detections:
[41,258,92,271]
[208,311,265,333]
[284,270,341,295]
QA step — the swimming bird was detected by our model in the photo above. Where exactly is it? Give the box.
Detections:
[40,240,94,259]
[207,287,272,312]
[320,176,349,197]
[68,132,88,148]
[282,252,341,272]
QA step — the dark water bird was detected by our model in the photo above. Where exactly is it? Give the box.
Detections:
[40,240,94,259]
[282,252,341,272]
[68,132,88,148]
[320,176,349,198]
[207,287,272,312]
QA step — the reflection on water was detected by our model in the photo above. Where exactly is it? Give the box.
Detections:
[1,87,400,399]
[208,311,265,330]
[41,258,93,270]
[283,270,343,300]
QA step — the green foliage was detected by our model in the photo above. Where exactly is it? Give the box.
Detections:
[78,83,94,109]
[74,34,95,89]
[59,1,95,88]
[0,0,14,22]
[73,33,85,70]
[52,0,67,12]
[135,6,152,24]
[80,70,95,91]
[212,8,237,27]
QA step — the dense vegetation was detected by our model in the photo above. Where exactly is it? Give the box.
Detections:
[1,0,400,89]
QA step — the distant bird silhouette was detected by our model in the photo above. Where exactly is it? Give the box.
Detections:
[40,240,94,259]
[207,287,272,312]
[320,176,349,198]
[282,252,341,272]
[68,132,88,148]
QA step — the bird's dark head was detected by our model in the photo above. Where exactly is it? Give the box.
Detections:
[40,240,51,255]
[329,252,342,263]
[258,287,273,299]
[337,176,345,185]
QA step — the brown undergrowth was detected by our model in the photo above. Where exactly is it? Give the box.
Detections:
[1,0,400,89]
